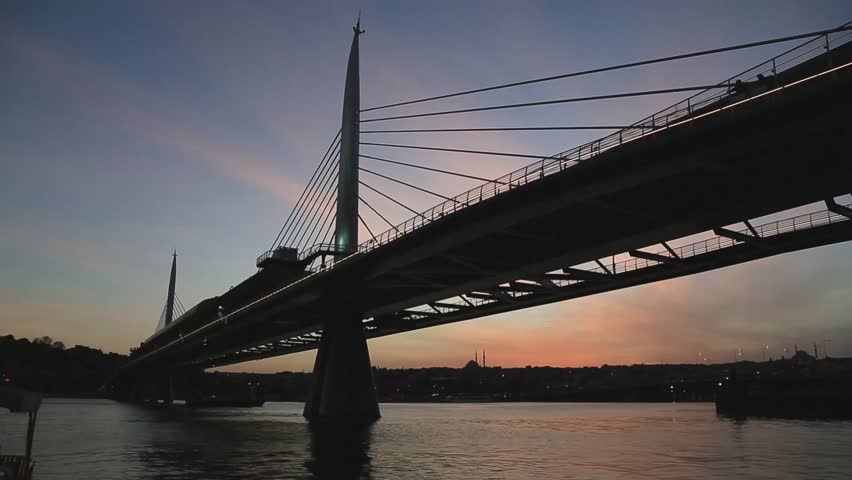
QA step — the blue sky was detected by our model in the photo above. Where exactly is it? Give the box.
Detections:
[2,1,851,371]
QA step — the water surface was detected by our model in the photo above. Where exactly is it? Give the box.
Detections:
[1,400,850,479]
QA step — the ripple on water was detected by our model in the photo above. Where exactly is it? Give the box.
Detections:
[2,401,851,479]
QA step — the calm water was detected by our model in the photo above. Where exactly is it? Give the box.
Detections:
[2,399,851,479]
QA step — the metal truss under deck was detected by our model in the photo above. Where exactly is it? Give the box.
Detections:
[198,201,852,367]
[126,38,852,372]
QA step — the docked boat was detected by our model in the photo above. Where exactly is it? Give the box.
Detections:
[0,386,41,480]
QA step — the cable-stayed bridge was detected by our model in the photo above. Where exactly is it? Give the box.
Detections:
[120,24,852,419]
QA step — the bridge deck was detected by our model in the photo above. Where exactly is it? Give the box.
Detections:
[126,40,852,371]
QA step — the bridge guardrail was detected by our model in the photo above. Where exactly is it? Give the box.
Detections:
[257,243,345,270]
[138,29,852,365]
[614,204,850,274]
[350,29,852,257]
[204,202,851,364]
[299,243,343,261]
[409,203,852,315]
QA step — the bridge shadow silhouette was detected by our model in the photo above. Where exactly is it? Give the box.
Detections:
[305,419,374,480]
[126,403,373,479]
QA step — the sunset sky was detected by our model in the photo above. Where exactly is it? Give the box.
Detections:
[3,1,851,373]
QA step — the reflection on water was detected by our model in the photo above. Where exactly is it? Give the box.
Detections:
[1,400,852,479]
[128,404,324,479]
[306,421,372,479]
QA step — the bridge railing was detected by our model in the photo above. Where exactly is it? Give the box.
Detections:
[406,203,852,315]
[595,203,851,275]
[351,29,852,257]
[256,243,345,271]
[299,242,342,261]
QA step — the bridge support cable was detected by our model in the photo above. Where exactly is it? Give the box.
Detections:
[174,295,187,318]
[277,145,340,250]
[359,195,399,232]
[362,126,640,133]
[273,136,340,249]
[359,167,456,202]
[362,141,550,160]
[290,166,339,251]
[322,213,338,247]
[302,184,339,250]
[359,180,426,220]
[281,147,340,249]
[295,156,339,249]
[281,148,341,249]
[360,85,734,123]
[359,214,378,243]
[270,130,341,250]
[305,185,339,249]
[360,154,508,185]
[343,27,852,256]
[360,26,852,113]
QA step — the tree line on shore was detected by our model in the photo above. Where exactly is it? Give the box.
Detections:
[0,335,127,396]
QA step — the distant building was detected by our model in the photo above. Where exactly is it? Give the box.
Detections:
[463,360,481,370]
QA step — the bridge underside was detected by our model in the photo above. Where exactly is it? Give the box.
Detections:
[188,204,852,366]
[125,46,852,372]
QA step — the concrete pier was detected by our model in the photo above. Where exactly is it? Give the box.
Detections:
[303,314,380,420]
[303,20,379,421]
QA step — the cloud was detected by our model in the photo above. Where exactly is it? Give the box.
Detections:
[3,27,308,205]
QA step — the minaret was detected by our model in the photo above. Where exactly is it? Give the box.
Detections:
[164,251,177,325]
[475,351,478,365]
[334,17,364,254]
[483,349,486,368]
